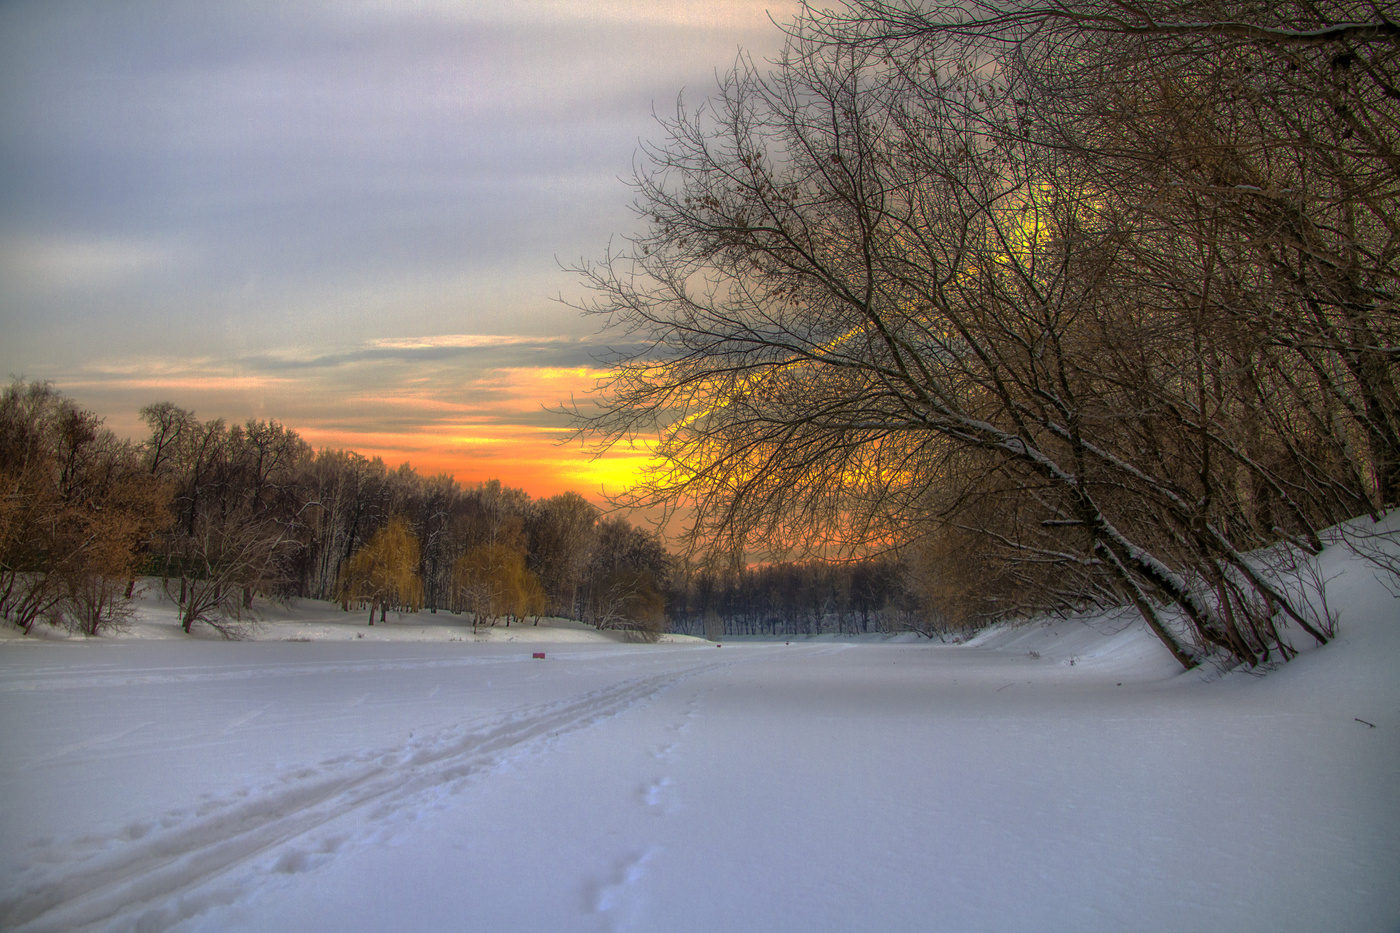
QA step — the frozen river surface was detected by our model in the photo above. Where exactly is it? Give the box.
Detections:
[1,560,1397,932]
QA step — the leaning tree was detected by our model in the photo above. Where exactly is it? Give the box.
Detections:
[574,0,1398,668]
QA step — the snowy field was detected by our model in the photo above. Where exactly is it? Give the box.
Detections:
[2,536,1398,932]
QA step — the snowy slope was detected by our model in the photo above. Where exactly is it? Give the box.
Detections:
[0,533,1396,932]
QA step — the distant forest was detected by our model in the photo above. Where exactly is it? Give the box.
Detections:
[0,381,930,640]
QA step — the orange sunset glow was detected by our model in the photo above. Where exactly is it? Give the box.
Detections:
[57,356,654,503]
[290,425,655,502]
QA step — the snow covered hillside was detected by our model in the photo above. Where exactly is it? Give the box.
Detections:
[1,536,1396,932]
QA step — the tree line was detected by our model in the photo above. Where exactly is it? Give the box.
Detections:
[0,383,678,637]
[669,557,936,639]
[2,380,977,641]
[574,0,1399,669]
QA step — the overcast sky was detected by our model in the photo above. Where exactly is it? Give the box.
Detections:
[0,0,797,498]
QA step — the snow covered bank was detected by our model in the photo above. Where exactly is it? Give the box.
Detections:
[0,582,707,646]
[0,535,1396,932]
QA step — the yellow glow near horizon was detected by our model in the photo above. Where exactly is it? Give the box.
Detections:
[294,422,654,502]
[290,362,654,501]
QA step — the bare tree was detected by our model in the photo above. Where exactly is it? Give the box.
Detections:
[145,409,307,635]
[526,491,600,618]
[581,517,672,637]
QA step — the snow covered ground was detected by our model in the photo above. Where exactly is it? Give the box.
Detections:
[1,533,1397,932]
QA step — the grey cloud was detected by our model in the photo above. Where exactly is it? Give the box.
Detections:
[238,334,646,372]
[0,0,789,475]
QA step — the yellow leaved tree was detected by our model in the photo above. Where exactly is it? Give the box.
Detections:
[338,516,423,625]
[452,542,546,632]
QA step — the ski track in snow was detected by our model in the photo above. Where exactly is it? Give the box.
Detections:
[0,654,754,933]
[223,705,271,732]
[9,722,156,773]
